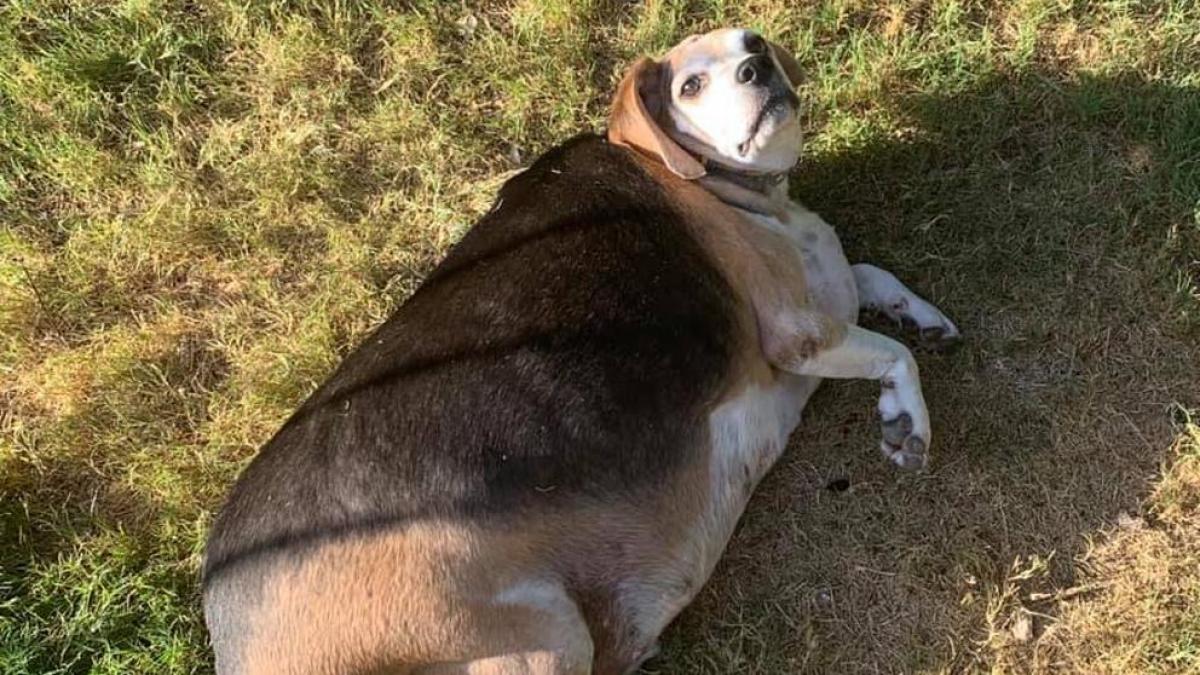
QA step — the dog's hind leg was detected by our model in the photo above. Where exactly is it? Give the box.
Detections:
[414,583,595,675]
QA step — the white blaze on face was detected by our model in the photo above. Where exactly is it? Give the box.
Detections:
[664,28,803,173]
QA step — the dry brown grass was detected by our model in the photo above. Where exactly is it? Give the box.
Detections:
[1026,418,1200,674]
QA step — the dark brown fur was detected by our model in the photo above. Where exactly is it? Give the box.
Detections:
[204,136,756,673]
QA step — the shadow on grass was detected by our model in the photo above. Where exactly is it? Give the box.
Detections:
[0,324,228,671]
[0,462,210,673]
[654,69,1199,673]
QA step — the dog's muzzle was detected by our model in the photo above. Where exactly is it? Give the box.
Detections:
[738,87,800,156]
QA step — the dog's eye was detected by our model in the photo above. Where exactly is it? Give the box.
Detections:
[680,76,702,98]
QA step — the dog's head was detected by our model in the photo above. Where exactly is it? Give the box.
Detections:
[608,28,804,179]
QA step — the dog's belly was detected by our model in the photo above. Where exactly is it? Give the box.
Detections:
[702,375,818,553]
[605,377,818,666]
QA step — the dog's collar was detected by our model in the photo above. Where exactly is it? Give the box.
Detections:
[696,159,790,219]
[701,161,788,194]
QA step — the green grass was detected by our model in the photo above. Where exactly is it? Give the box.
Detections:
[1,1,1198,672]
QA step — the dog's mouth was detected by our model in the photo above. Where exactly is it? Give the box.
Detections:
[737,91,798,157]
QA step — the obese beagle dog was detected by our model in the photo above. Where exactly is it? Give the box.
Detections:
[203,28,959,675]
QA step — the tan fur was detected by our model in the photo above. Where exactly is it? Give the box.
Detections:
[607,58,705,180]
[235,523,577,674]
[228,444,766,675]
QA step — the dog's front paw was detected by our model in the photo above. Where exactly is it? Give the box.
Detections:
[877,367,931,471]
[887,298,961,351]
[880,412,928,471]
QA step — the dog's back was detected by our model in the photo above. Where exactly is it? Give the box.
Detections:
[202,135,742,673]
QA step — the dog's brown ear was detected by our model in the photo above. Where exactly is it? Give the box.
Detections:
[607,57,705,180]
[768,40,804,90]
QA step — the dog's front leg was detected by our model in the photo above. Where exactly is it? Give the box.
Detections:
[852,264,960,349]
[762,312,931,470]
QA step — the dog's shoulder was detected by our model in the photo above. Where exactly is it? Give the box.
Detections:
[202,134,741,585]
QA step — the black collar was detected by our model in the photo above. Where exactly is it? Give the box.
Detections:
[696,160,790,218]
[702,160,788,197]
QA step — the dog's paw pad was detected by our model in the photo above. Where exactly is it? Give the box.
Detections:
[918,325,961,352]
[903,435,926,456]
[881,440,928,471]
[881,412,913,446]
[880,413,928,471]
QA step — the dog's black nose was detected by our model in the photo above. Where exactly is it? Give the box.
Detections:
[736,54,774,84]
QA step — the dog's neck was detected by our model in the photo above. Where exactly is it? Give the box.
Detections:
[703,162,787,194]
[696,160,791,220]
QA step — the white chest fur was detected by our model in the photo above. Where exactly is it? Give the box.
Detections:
[744,202,859,324]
